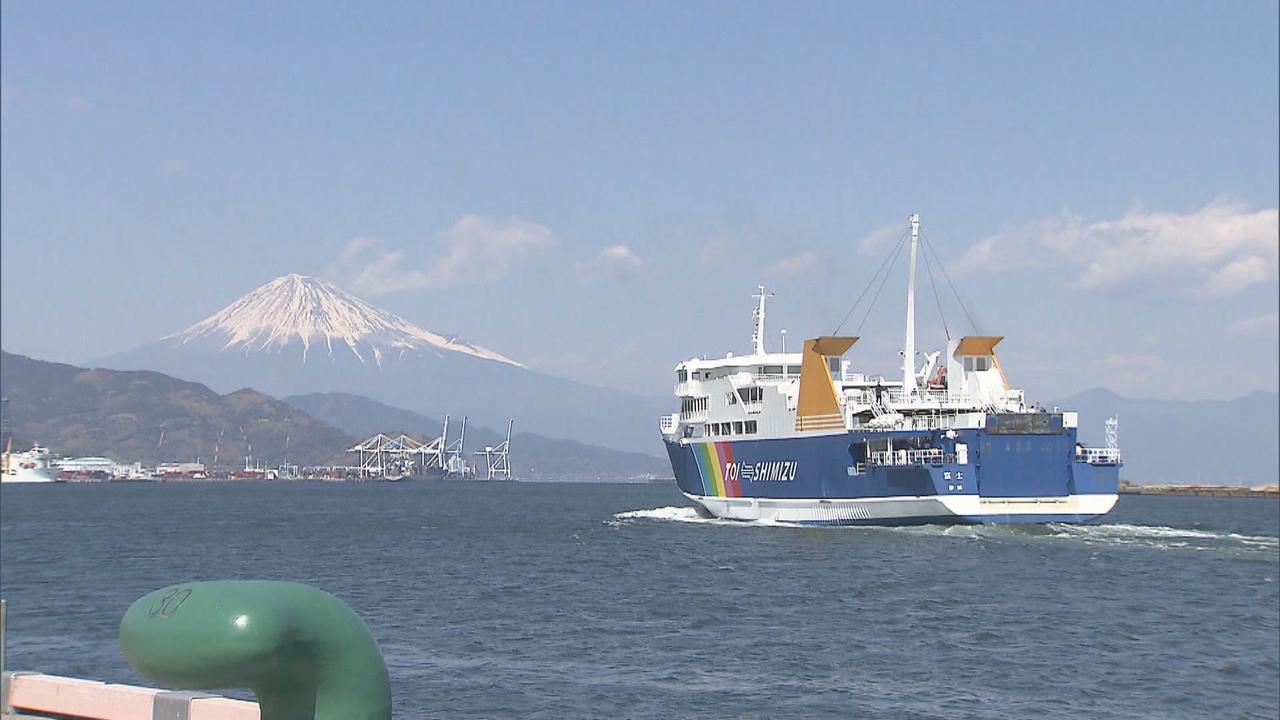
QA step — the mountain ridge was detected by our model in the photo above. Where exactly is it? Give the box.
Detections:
[1053,387,1279,486]
[0,349,353,466]
[0,350,668,477]
[94,275,671,455]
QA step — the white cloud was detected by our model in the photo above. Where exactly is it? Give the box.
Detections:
[578,243,644,279]
[426,214,557,287]
[327,237,430,296]
[600,244,643,272]
[769,250,820,279]
[1229,311,1280,337]
[856,223,904,256]
[602,244,642,268]
[1201,256,1272,298]
[953,198,1279,298]
[326,214,557,296]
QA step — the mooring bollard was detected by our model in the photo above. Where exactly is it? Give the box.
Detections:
[120,581,391,720]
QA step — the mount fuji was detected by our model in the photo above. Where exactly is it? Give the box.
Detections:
[95,275,668,455]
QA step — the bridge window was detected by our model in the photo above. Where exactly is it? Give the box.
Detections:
[963,356,991,372]
[737,386,764,403]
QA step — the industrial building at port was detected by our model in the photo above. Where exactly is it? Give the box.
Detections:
[46,415,514,482]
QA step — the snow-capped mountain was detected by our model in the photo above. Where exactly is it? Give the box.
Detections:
[94,275,668,455]
[170,274,521,367]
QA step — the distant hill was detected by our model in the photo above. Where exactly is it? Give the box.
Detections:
[284,392,669,479]
[0,351,353,466]
[1055,387,1279,487]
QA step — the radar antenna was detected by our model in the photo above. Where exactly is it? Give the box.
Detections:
[751,285,774,355]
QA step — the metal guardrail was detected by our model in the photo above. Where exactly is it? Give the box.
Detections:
[866,449,951,467]
[2,673,259,719]
[1080,447,1122,465]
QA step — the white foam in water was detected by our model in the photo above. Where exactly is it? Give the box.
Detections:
[613,506,796,527]
[614,506,709,523]
[1055,523,1222,539]
[1048,523,1279,552]
[613,510,1280,553]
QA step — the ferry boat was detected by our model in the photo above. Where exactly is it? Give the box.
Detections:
[659,214,1121,525]
[2,440,60,483]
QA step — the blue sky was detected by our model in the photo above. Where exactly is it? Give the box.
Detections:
[2,1,1277,402]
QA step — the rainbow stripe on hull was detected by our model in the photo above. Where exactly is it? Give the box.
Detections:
[691,441,740,498]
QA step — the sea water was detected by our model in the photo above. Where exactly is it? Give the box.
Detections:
[1,482,1277,719]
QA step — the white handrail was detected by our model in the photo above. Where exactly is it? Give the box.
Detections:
[1079,447,1122,465]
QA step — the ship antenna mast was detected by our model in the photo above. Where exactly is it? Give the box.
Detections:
[903,213,921,396]
[751,285,774,356]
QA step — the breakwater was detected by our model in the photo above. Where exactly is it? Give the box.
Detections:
[1119,481,1279,498]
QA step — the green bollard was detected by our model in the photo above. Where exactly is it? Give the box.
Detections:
[120,581,391,720]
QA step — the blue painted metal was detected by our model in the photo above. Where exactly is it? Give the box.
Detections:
[664,420,1120,522]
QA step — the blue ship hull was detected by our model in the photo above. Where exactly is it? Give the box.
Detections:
[664,423,1119,525]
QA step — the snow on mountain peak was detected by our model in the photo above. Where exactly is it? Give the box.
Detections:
[169,274,522,367]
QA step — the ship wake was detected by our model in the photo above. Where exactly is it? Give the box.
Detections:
[614,508,1279,555]
[612,506,797,527]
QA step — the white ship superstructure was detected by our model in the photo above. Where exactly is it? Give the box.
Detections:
[2,441,60,484]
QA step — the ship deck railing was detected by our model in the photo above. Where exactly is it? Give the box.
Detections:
[845,387,1022,412]
[1079,447,1122,465]
[863,449,953,470]
[850,412,971,432]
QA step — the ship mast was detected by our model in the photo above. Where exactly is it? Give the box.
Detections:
[751,285,774,356]
[902,213,921,396]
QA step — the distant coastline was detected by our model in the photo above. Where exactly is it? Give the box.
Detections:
[1119,480,1279,498]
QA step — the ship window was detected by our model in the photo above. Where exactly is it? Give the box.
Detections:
[678,369,688,382]
[733,421,744,435]
[727,392,737,405]
[764,365,783,375]
[737,386,764,403]
[745,420,757,434]
[787,365,801,375]
[964,356,991,372]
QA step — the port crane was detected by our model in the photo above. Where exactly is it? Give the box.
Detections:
[473,420,513,480]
